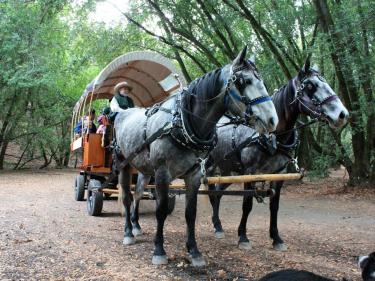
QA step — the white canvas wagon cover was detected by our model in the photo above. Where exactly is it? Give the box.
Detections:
[73,51,187,113]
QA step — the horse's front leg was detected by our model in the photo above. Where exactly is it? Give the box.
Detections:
[152,165,170,265]
[269,181,287,251]
[185,173,206,267]
[237,182,254,250]
[119,165,135,245]
[131,172,150,236]
[208,183,229,239]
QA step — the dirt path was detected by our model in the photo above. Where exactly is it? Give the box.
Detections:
[0,169,374,280]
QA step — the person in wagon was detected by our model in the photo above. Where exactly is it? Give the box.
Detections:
[96,115,106,135]
[83,108,97,134]
[110,81,135,112]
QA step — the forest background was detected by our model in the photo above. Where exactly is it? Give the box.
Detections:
[0,0,373,185]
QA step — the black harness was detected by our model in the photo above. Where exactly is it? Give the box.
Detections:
[223,126,300,174]
[115,62,273,174]
[169,90,218,153]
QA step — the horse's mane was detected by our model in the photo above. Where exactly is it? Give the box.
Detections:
[271,79,296,121]
[187,68,224,99]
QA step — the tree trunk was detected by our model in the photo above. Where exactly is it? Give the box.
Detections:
[0,140,9,170]
[297,128,312,169]
[229,0,293,79]
[147,0,222,67]
[196,0,235,59]
[312,0,368,183]
[123,13,208,73]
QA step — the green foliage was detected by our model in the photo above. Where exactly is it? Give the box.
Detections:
[309,154,334,178]
[0,0,373,183]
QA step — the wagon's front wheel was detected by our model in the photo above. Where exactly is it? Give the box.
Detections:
[87,179,103,216]
[74,175,85,201]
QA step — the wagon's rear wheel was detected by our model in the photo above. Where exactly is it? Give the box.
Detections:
[87,179,103,216]
[74,175,85,201]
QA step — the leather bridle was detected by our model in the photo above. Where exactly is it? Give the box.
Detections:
[291,74,338,119]
[224,61,272,119]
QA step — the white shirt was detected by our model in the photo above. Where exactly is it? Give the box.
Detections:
[110,96,126,113]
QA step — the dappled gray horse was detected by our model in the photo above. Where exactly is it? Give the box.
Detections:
[208,57,349,251]
[114,47,278,266]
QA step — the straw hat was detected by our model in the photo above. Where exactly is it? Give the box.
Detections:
[114,81,133,93]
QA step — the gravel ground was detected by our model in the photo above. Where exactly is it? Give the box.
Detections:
[0,169,374,280]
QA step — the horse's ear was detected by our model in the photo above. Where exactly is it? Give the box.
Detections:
[302,55,311,73]
[298,55,311,81]
[233,46,247,66]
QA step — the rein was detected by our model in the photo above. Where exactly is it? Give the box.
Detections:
[171,62,273,152]
[274,118,319,136]
[116,62,273,172]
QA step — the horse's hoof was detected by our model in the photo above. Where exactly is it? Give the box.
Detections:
[190,255,206,267]
[273,243,288,251]
[132,227,142,236]
[238,241,252,250]
[152,255,168,265]
[215,231,225,239]
[122,236,135,246]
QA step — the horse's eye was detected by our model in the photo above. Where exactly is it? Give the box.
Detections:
[245,78,252,84]
[304,82,316,97]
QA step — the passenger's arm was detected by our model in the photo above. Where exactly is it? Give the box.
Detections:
[110,97,126,112]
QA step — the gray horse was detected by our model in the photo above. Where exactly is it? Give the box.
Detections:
[114,47,278,266]
[208,58,349,251]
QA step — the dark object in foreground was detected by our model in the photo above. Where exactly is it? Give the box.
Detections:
[258,269,335,281]
[258,251,375,281]
[359,252,375,281]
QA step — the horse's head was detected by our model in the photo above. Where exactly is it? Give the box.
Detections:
[224,46,278,134]
[294,57,349,129]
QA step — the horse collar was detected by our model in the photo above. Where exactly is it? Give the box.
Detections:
[169,90,218,153]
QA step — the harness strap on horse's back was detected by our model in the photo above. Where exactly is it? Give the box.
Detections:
[224,131,258,161]
[117,122,173,170]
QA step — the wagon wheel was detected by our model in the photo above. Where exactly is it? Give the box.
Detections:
[87,179,103,216]
[74,175,85,201]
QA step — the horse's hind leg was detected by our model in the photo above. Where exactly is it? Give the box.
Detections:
[152,165,170,265]
[237,182,254,250]
[185,173,206,267]
[208,183,229,239]
[269,181,287,251]
[131,172,150,236]
[119,165,135,245]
